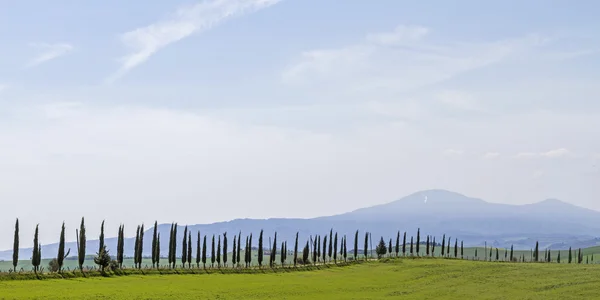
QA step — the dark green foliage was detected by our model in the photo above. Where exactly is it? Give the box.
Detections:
[117,225,124,268]
[168,224,174,268]
[395,231,400,257]
[57,222,66,272]
[258,230,263,267]
[202,235,207,268]
[237,233,242,268]
[211,235,216,267]
[134,226,140,268]
[156,233,160,268]
[441,234,446,257]
[447,236,451,257]
[495,248,499,261]
[489,247,492,261]
[77,218,86,272]
[137,224,145,269]
[454,239,458,258]
[416,228,420,256]
[248,234,253,267]
[152,221,158,268]
[557,250,561,263]
[318,235,322,262]
[376,237,387,259]
[312,236,317,265]
[32,224,40,273]
[547,249,551,263]
[244,236,249,267]
[223,232,228,267]
[410,236,414,255]
[323,235,328,262]
[302,241,310,265]
[232,234,237,267]
[172,224,177,269]
[388,239,392,256]
[333,232,338,263]
[534,241,539,262]
[432,237,436,257]
[13,218,19,272]
[182,226,188,267]
[270,232,277,267]
[355,230,359,260]
[426,235,430,256]
[98,220,105,255]
[460,241,463,259]
[294,232,299,267]
[343,235,347,262]
[187,233,192,268]
[281,241,286,266]
[328,229,333,261]
[568,247,572,263]
[216,235,221,267]
[94,246,111,273]
[402,232,407,256]
[510,245,514,262]
[363,232,368,260]
[578,248,583,264]
[475,248,478,258]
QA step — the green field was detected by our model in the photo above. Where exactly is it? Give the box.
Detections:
[1,258,600,299]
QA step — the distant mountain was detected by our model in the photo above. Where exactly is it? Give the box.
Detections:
[2,189,599,261]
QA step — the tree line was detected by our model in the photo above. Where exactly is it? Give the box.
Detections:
[6,218,593,275]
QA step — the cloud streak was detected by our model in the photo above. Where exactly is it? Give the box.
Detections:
[26,43,74,68]
[108,0,281,83]
[515,148,571,159]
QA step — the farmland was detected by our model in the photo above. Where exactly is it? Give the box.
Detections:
[1,258,600,299]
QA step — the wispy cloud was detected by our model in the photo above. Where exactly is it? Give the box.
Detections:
[25,43,74,68]
[108,0,281,83]
[483,152,500,159]
[442,148,464,157]
[515,148,571,159]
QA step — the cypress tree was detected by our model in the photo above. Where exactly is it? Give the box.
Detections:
[328,229,333,262]
[138,224,145,269]
[355,231,360,260]
[426,236,430,256]
[475,248,478,259]
[402,232,407,256]
[244,236,249,267]
[57,222,66,272]
[12,218,19,272]
[568,247,572,263]
[294,232,299,267]
[333,232,338,263]
[211,235,216,268]
[223,232,228,268]
[196,232,201,268]
[317,235,322,263]
[460,241,463,259]
[171,223,177,269]
[416,228,420,256]
[302,241,309,265]
[182,226,188,267]
[363,232,368,260]
[232,234,237,267]
[454,239,458,258]
[447,236,451,257]
[202,235,207,269]
[168,223,174,268]
[152,221,158,268]
[281,241,286,266]
[323,235,328,262]
[578,248,582,264]
[343,236,347,262]
[388,239,392,257]
[134,226,140,268]
[248,233,253,267]
[489,247,492,261]
[216,235,221,267]
[117,225,124,268]
[534,241,539,262]
[548,249,551,263]
[410,236,414,255]
[258,230,264,268]
[587,256,589,264]
[312,236,318,265]
[432,237,436,257]
[77,218,86,272]
[441,234,446,257]
[187,233,192,268]
[98,220,105,257]
[32,224,40,273]
[495,248,499,261]
[271,232,277,267]
[237,233,242,268]
[156,233,160,268]
[557,250,561,263]
[395,231,400,257]
[510,245,514,262]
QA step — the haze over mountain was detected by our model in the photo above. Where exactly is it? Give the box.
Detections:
[2,189,599,261]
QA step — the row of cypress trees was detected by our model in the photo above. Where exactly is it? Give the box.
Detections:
[7,218,596,273]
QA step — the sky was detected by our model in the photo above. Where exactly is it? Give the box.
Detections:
[1,0,599,249]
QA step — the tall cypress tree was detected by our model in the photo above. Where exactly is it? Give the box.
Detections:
[355,231,360,260]
[98,220,105,256]
[495,248,499,261]
[534,241,539,262]
[426,236,430,256]
[432,237,436,257]
[312,236,318,264]
[248,233,253,267]
[441,234,446,257]
[12,218,19,272]
[211,235,216,268]
[475,248,478,259]
[578,248,582,264]
[410,236,414,256]
[202,235,207,269]
[557,250,561,263]
[568,247,572,263]
[294,232,299,267]
[232,234,237,267]
[182,226,188,267]
[454,239,458,258]
[416,228,420,256]
[333,232,338,263]
[216,235,221,267]
[134,226,140,268]
[152,221,158,268]
[223,232,228,267]
[168,223,174,268]
[117,225,124,268]
[388,239,392,257]
[343,236,348,262]
[510,245,514,262]
[196,232,201,268]
[395,231,400,257]
[77,218,86,272]
[257,230,264,268]
[281,241,286,266]
[447,236,451,257]
[363,232,368,260]
[57,222,66,273]
[328,229,333,262]
[489,247,492,261]
[156,233,161,268]
[187,233,192,268]
[32,224,39,273]
[323,235,328,262]
[460,241,463,259]
[271,232,277,267]
[402,232,407,256]
[317,235,322,263]
[139,224,145,269]
[302,241,309,265]
[237,233,242,268]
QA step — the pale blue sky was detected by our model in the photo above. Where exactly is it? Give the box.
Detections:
[0,0,599,248]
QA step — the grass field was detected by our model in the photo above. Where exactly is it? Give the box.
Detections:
[1,258,600,299]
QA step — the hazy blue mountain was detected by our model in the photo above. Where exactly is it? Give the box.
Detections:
[2,189,600,261]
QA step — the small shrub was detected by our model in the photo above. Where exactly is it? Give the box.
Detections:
[48,259,59,273]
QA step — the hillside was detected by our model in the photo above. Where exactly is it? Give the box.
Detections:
[2,189,600,260]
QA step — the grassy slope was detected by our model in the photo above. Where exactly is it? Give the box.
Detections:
[2,259,600,299]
